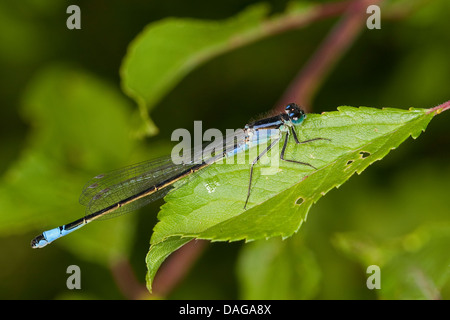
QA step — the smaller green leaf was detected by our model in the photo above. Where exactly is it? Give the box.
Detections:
[121,3,269,136]
[120,2,323,136]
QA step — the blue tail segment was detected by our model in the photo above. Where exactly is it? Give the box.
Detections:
[31,221,86,248]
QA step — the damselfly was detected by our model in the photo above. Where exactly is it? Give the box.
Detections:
[31,103,329,248]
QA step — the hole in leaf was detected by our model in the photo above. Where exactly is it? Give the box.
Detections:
[359,151,371,159]
[295,197,304,205]
[346,160,354,166]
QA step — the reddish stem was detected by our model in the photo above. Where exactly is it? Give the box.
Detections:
[110,257,150,300]
[152,239,208,297]
[427,100,450,115]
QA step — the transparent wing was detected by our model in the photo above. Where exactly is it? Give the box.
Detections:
[79,157,198,219]
[79,157,170,206]
[79,129,248,220]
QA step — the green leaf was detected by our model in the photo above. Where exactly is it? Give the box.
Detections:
[334,223,450,299]
[237,234,321,299]
[120,2,321,137]
[0,64,139,263]
[145,105,441,291]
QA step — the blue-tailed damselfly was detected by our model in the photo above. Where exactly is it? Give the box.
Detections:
[31,103,328,248]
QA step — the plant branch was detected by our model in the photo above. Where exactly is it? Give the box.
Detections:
[428,100,450,115]
[152,239,208,297]
[110,257,150,300]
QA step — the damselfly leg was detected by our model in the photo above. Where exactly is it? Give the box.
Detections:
[244,128,330,209]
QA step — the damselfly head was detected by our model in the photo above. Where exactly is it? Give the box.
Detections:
[285,103,305,124]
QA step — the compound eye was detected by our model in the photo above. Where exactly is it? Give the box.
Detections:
[285,103,301,118]
[284,103,305,124]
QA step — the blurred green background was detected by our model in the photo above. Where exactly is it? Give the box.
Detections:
[1,0,449,299]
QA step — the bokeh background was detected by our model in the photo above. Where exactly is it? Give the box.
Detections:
[0,0,449,299]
